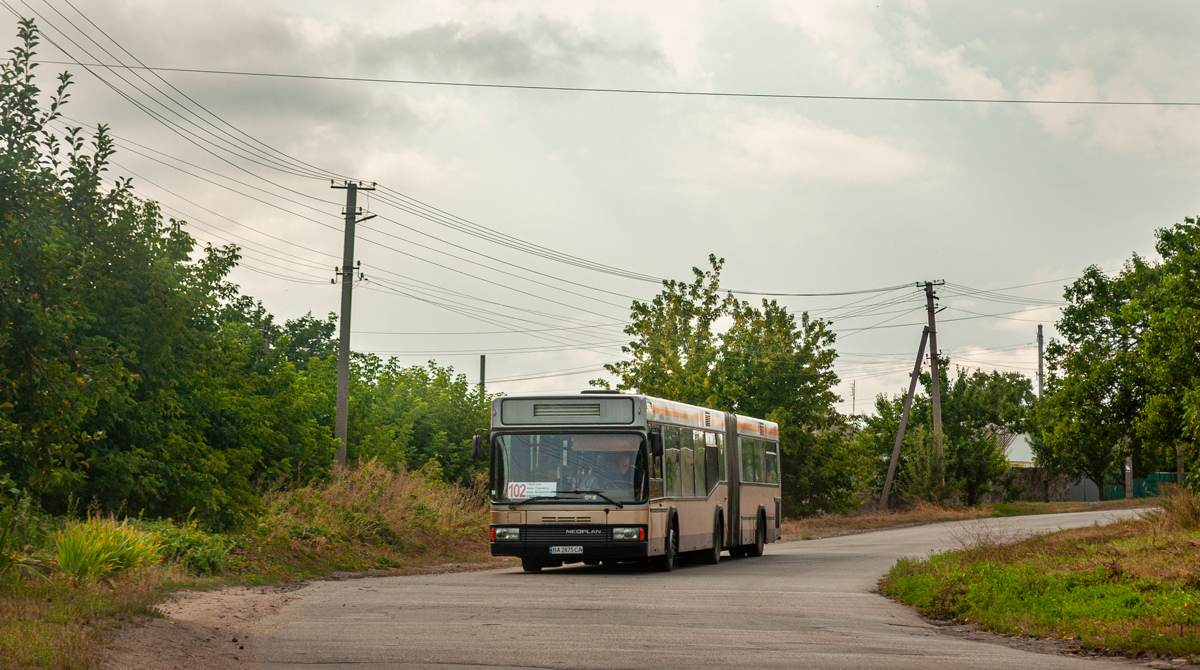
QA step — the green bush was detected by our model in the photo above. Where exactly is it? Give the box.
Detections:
[132,518,238,576]
[53,518,161,582]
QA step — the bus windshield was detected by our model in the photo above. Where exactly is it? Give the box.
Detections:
[492,433,647,504]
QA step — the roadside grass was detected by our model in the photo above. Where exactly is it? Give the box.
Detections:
[879,486,1200,660]
[0,461,493,669]
[245,460,491,574]
[782,498,1153,541]
[0,564,216,670]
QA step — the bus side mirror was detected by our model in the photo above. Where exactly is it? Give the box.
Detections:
[472,434,484,459]
[649,433,663,460]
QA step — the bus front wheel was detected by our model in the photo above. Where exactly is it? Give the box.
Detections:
[656,525,679,572]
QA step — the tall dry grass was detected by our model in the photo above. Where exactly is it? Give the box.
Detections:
[1144,483,1200,533]
[0,559,192,670]
[782,501,994,540]
[250,460,490,571]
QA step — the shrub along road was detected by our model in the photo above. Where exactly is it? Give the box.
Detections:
[120,509,1152,669]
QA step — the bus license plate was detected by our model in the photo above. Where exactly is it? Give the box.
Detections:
[550,546,583,555]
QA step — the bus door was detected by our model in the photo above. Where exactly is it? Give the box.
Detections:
[723,412,740,549]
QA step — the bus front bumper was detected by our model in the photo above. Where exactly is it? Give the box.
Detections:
[490,525,648,562]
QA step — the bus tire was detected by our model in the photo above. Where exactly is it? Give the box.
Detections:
[656,522,679,572]
[747,513,766,557]
[521,558,543,572]
[701,517,721,565]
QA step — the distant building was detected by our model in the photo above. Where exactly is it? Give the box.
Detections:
[1005,433,1034,466]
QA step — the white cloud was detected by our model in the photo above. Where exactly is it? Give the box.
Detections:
[1017,33,1200,160]
[764,0,906,89]
[900,19,1007,100]
[688,106,928,184]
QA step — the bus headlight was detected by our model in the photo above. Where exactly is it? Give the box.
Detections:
[492,527,519,541]
[612,527,644,541]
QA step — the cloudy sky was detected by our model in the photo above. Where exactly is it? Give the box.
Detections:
[6,0,1199,413]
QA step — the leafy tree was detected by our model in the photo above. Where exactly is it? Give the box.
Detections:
[1127,220,1200,476]
[940,366,1033,505]
[602,256,727,406]
[0,21,339,527]
[1036,264,1151,499]
[601,256,860,515]
[280,311,338,370]
[866,360,1031,506]
[899,426,954,504]
[0,19,494,527]
[1035,218,1200,496]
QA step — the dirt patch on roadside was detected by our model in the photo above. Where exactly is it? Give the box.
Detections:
[100,559,514,669]
[100,584,300,670]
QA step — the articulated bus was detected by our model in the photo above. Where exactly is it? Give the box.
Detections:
[480,390,781,572]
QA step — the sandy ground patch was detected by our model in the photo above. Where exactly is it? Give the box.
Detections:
[100,584,301,670]
[100,560,512,669]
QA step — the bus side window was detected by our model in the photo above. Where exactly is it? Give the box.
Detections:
[740,438,754,483]
[649,427,664,498]
[680,442,695,497]
[765,443,779,484]
[664,425,681,497]
[716,434,725,481]
[692,430,706,497]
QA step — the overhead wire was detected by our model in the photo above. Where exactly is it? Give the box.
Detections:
[55,0,347,181]
[28,1,928,304]
[32,58,1200,107]
[10,2,1077,391]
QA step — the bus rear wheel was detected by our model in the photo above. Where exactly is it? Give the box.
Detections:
[700,519,721,565]
[746,515,766,558]
[521,558,543,572]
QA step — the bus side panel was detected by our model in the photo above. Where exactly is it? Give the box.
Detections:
[738,483,781,544]
[648,505,668,556]
[724,412,740,548]
[676,499,708,552]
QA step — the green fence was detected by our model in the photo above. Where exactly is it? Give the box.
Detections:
[1105,472,1179,500]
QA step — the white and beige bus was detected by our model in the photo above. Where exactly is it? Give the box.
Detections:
[480,390,781,572]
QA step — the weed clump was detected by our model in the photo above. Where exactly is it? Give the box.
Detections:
[1144,484,1200,533]
[53,518,161,582]
[250,460,488,571]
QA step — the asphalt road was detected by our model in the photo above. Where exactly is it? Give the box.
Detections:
[250,509,1144,669]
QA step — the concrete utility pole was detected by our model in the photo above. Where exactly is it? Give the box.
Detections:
[879,327,930,510]
[479,354,486,397]
[331,180,376,465]
[851,380,856,416]
[1037,324,1044,399]
[924,282,945,457]
[1125,455,1134,500]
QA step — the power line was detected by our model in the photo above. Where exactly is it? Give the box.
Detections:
[353,323,627,336]
[23,3,929,301]
[33,59,1200,107]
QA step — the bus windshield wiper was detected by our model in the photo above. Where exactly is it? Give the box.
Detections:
[508,495,560,508]
[562,490,624,509]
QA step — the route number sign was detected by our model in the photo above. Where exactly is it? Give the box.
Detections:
[507,482,556,499]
